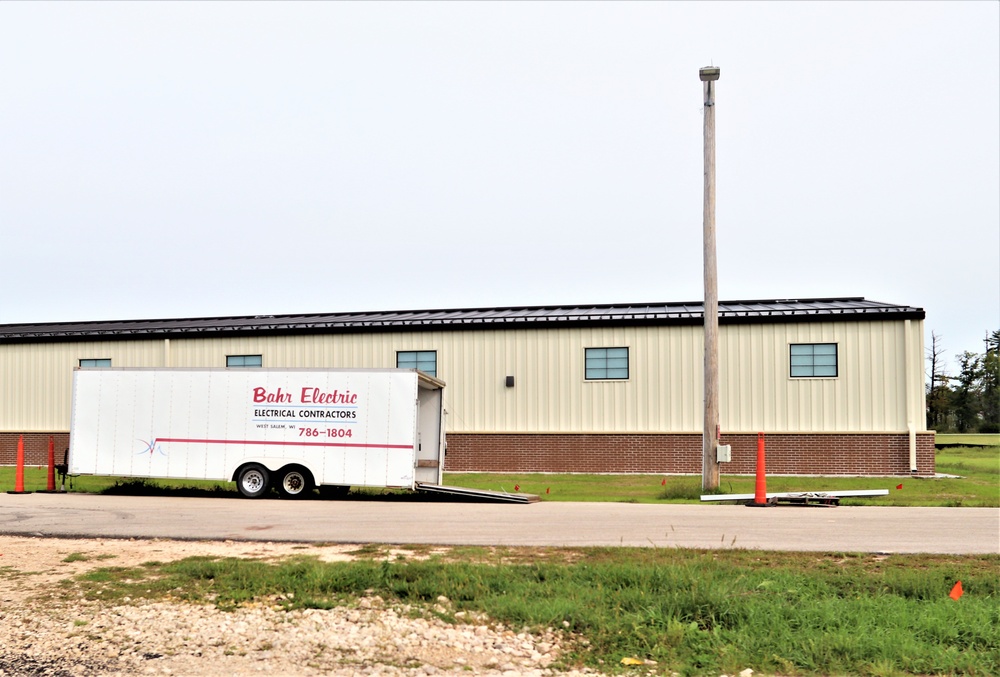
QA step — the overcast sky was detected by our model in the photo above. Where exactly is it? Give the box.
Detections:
[1,1,997,364]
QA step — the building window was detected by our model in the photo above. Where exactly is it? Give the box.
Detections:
[790,343,838,378]
[79,358,111,368]
[585,347,629,380]
[397,350,437,377]
[227,354,262,368]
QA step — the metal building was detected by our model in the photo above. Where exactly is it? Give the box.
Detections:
[0,297,932,475]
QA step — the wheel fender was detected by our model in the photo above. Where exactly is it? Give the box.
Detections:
[229,458,278,482]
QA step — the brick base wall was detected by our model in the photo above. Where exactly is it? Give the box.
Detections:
[444,432,936,476]
[1,433,71,467]
[3,431,936,477]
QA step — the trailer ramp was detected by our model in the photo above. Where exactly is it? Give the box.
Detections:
[416,483,539,504]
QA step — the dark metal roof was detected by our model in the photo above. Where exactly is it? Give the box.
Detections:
[0,297,924,344]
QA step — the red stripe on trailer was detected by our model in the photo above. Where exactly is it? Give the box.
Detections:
[155,437,413,450]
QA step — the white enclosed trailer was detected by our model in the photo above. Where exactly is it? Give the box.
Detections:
[69,367,447,498]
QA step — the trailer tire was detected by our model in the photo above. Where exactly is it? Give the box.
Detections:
[277,466,313,499]
[237,464,270,499]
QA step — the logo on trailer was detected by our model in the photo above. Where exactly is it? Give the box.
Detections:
[136,439,166,457]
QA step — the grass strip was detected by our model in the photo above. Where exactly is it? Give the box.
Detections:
[4,446,996,507]
[445,445,999,507]
[69,547,999,676]
[935,434,1000,447]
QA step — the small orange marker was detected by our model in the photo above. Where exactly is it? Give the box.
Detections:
[514,484,520,492]
[896,484,903,490]
[661,478,666,486]
[950,581,963,600]
[546,487,550,494]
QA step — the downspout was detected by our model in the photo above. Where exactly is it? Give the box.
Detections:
[164,338,171,368]
[904,320,917,473]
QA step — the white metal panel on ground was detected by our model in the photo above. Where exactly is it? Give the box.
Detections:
[699,489,890,502]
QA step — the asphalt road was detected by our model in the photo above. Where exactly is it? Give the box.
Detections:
[2,493,998,554]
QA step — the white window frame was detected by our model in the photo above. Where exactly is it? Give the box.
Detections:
[585,347,629,381]
[227,354,263,368]
[397,350,437,377]
[79,358,112,368]
[789,343,838,378]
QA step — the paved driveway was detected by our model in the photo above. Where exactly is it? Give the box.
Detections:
[1,493,997,554]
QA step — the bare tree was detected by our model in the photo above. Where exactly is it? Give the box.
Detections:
[981,330,1000,432]
[926,331,951,430]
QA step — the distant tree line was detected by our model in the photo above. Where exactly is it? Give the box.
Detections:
[927,329,1000,433]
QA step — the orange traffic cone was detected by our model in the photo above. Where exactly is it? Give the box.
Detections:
[747,432,771,507]
[8,435,32,495]
[37,436,59,493]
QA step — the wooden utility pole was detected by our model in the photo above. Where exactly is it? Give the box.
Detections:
[700,65,721,491]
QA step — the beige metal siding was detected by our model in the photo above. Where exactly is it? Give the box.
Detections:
[0,341,167,430]
[0,320,925,434]
[718,320,920,433]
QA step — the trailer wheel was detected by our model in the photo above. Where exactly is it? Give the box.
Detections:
[277,467,313,499]
[237,464,270,499]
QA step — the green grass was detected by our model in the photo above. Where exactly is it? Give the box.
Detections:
[65,547,1000,676]
[935,434,1000,447]
[7,448,996,674]
[0,468,237,495]
[62,552,89,563]
[444,446,1000,507]
[3,446,996,507]
[937,445,1000,474]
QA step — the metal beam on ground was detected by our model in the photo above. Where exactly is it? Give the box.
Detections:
[700,489,890,503]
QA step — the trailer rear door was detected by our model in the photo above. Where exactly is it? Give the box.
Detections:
[413,374,445,485]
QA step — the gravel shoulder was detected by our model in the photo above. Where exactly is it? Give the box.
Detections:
[0,536,604,677]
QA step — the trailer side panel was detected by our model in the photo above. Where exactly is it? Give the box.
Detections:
[69,368,426,489]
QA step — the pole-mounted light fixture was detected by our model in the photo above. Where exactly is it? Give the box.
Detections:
[699,66,720,81]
